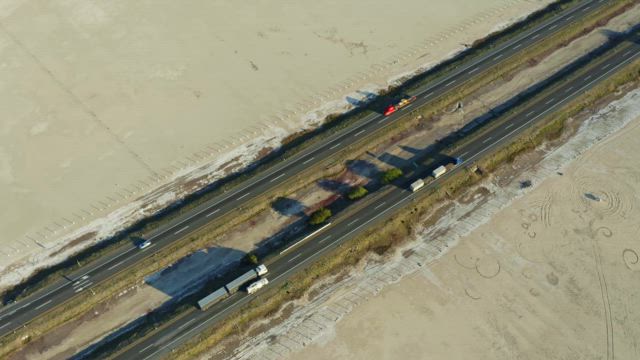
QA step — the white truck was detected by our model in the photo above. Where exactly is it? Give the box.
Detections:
[432,165,447,179]
[247,278,269,294]
[410,179,425,192]
[254,264,268,276]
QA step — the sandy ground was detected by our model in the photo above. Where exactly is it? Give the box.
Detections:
[15,8,640,357]
[0,0,554,290]
[223,88,640,359]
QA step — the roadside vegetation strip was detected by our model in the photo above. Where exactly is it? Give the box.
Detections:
[0,0,599,307]
[171,57,640,360]
[0,2,633,357]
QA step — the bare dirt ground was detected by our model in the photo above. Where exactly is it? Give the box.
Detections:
[0,0,553,291]
[14,6,640,358]
[224,90,640,360]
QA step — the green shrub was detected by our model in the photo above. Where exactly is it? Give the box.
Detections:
[381,168,403,184]
[347,186,368,200]
[309,207,332,225]
[244,253,258,265]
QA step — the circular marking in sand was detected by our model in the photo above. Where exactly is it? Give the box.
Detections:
[454,254,477,270]
[595,226,613,238]
[464,288,481,300]
[622,249,638,271]
[476,257,500,279]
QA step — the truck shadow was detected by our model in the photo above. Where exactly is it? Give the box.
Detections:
[271,197,306,217]
[145,246,246,298]
[345,159,381,181]
[317,179,351,194]
[72,245,250,359]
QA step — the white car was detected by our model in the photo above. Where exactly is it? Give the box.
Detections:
[138,240,152,249]
[247,278,269,294]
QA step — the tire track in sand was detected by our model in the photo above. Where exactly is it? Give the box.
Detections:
[590,226,615,360]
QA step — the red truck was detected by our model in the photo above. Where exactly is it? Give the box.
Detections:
[383,96,417,116]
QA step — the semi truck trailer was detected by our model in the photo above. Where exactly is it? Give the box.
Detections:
[410,179,425,192]
[197,264,269,310]
[432,165,447,179]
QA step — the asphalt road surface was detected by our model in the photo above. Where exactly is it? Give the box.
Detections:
[116,17,640,360]
[0,0,610,339]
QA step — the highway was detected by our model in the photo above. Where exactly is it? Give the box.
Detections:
[116,19,640,360]
[0,0,610,339]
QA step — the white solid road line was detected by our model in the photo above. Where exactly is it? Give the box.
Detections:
[302,157,315,164]
[280,223,332,254]
[269,173,286,183]
[0,309,16,321]
[374,202,387,210]
[236,193,250,201]
[329,142,341,150]
[174,226,189,235]
[35,299,52,310]
[0,322,11,330]
[206,209,220,217]
[354,129,366,137]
